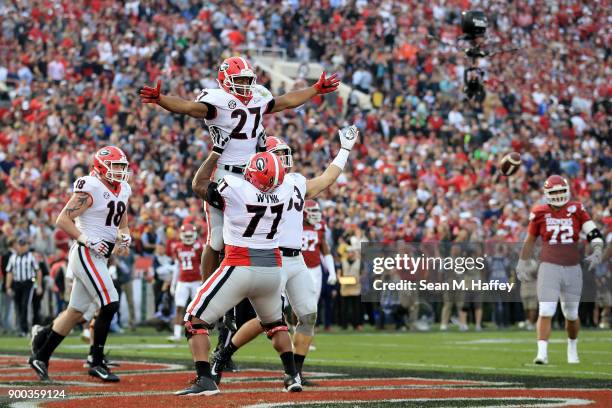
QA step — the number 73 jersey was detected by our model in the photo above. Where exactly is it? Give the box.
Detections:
[73,175,132,243]
[527,201,591,266]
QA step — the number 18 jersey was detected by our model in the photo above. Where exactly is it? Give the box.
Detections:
[73,175,132,243]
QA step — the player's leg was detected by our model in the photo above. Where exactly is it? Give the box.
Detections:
[560,264,583,364]
[535,262,562,364]
[176,264,243,396]
[169,281,190,341]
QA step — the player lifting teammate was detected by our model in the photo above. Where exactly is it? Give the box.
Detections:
[516,175,604,364]
[29,147,132,382]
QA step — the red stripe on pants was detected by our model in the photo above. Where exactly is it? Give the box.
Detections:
[187,266,225,314]
[84,248,111,304]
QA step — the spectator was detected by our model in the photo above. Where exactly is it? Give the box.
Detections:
[339,247,363,330]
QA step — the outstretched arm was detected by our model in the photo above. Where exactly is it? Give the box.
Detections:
[192,152,221,199]
[306,126,359,198]
[140,80,209,119]
[269,72,340,113]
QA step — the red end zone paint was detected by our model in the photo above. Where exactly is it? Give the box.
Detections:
[1,355,610,407]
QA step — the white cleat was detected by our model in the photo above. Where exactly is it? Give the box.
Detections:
[567,350,580,364]
[167,335,182,342]
[533,355,548,365]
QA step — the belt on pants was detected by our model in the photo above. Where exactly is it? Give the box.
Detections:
[279,247,301,257]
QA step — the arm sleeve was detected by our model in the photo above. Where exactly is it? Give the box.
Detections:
[264,98,276,114]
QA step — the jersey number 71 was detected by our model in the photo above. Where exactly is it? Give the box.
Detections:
[242,204,283,239]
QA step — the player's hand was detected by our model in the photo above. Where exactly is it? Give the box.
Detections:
[209,125,230,154]
[118,233,132,248]
[7,288,14,297]
[79,234,110,257]
[139,80,161,104]
[313,71,340,94]
[327,272,337,286]
[585,246,603,271]
[36,286,43,296]
[338,125,359,151]
[516,259,537,282]
[256,130,267,152]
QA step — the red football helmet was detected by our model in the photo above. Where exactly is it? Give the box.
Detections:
[92,146,130,186]
[544,175,570,207]
[180,224,197,245]
[266,136,293,169]
[244,152,285,193]
[217,56,257,98]
[304,200,322,224]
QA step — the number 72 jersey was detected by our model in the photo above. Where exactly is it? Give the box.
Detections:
[73,175,132,243]
[527,201,591,266]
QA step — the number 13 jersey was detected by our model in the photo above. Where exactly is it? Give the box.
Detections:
[73,175,132,243]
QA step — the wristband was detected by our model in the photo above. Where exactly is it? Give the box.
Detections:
[331,148,350,170]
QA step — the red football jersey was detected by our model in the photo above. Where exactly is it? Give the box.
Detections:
[527,201,591,266]
[302,222,325,268]
[173,241,203,282]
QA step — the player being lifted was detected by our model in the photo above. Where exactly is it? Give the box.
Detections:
[29,147,132,382]
[516,175,604,364]
[176,151,298,396]
[199,127,358,386]
[167,224,204,342]
[139,56,339,280]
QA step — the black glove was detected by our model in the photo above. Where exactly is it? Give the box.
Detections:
[205,182,225,210]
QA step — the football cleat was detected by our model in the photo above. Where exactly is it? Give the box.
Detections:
[533,355,548,365]
[28,356,50,381]
[283,373,302,392]
[30,325,49,356]
[83,354,120,368]
[88,364,120,382]
[210,351,230,385]
[567,348,580,364]
[175,376,220,396]
[167,335,182,343]
[299,374,318,387]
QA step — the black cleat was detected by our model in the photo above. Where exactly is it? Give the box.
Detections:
[210,352,229,385]
[84,354,120,368]
[226,357,238,372]
[28,356,50,381]
[283,373,302,392]
[299,374,318,387]
[175,376,220,396]
[88,364,120,382]
[30,325,50,356]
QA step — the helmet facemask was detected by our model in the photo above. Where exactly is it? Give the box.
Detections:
[305,208,322,224]
[222,73,256,98]
[180,231,197,245]
[269,145,293,169]
[99,159,130,185]
[545,187,570,207]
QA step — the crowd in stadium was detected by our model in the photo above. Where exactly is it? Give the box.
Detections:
[0,0,610,335]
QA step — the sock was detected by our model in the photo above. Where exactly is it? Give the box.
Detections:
[280,351,297,376]
[294,354,306,373]
[91,345,105,365]
[174,324,182,338]
[221,340,239,359]
[537,340,548,356]
[37,330,65,363]
[89,345,95,356]
[568,338,577,349]
[195,361,212,379]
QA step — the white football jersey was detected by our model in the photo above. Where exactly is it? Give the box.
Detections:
[195,85,274,166]
[219,175,293,249]
[278,173,307,249]
[73,175,131,243]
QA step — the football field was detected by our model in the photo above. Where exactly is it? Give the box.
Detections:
[1,327,611,407]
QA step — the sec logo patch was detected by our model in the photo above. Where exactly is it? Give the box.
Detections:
[103,192,111,199]
[228,100,236,109]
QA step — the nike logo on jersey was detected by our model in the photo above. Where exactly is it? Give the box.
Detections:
[256,193,279,204]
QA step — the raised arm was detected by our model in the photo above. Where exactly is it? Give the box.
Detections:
[192,152,221,199]
[306,126,359,198]
[139,80,209,119]
[269,72,340,113]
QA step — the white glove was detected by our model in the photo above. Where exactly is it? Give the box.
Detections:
[327,272,337,285]
[324,254,337,285]
[78,234,110,257]
[118,233,132,248]
[170,283,176,297]
[338,125,359,151]
[516,259,537,282]
[210,125,230,154]
[585,246,603,271]
[256,129,267,152]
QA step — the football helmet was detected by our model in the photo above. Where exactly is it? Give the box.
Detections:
[266,136,293,169]
[304,200,322,225]
[92,146,130,186]
[543,175,570,207]
[217,56,257,98]
[180,224,197,245]
[244,152,285,193]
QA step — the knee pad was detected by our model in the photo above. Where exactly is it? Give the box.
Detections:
[295,313,317,336]
[539,302,557,317]
[184,319,212,340]
[260,319,288,339]
[100,301,119,318]
[561,302,579,321]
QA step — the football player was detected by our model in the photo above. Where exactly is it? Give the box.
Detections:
[206,127,358,386]
[516,175,604,364]
[176,151,300,396]
[139,56,339,283]
[29,146,132,382]
[167,224,204,342]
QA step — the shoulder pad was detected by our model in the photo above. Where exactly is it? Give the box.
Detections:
[195,88,228,105]
[252,84,272,99]
[73,175,98,193]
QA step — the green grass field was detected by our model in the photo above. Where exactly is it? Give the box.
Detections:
[2,326,611,383]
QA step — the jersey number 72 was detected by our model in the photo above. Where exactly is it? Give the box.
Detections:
[242,204,283,239]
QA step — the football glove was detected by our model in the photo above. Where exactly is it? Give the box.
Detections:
[256,130,267,152]
[585,245,603,271]
[118,233,131,248]
[314,71,340,94]
[209,125,230,154]
[205,182,225,210]
[338,125,359,151]
[78,234,110,257]
[139,79,161,104]
[516,259,538,282]
[327,272,337,286]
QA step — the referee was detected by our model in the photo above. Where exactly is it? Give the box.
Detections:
[6,237,42,336]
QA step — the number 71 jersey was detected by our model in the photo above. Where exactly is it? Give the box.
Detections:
[219,175,293,249]
[73,175,132,243]
[527,201,591,266]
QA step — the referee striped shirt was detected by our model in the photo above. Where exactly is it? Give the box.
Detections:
[6,251,39,282]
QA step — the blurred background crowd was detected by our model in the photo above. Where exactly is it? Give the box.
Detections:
[0,0,610,335]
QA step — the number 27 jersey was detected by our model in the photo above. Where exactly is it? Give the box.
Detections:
[73,175,132,243]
